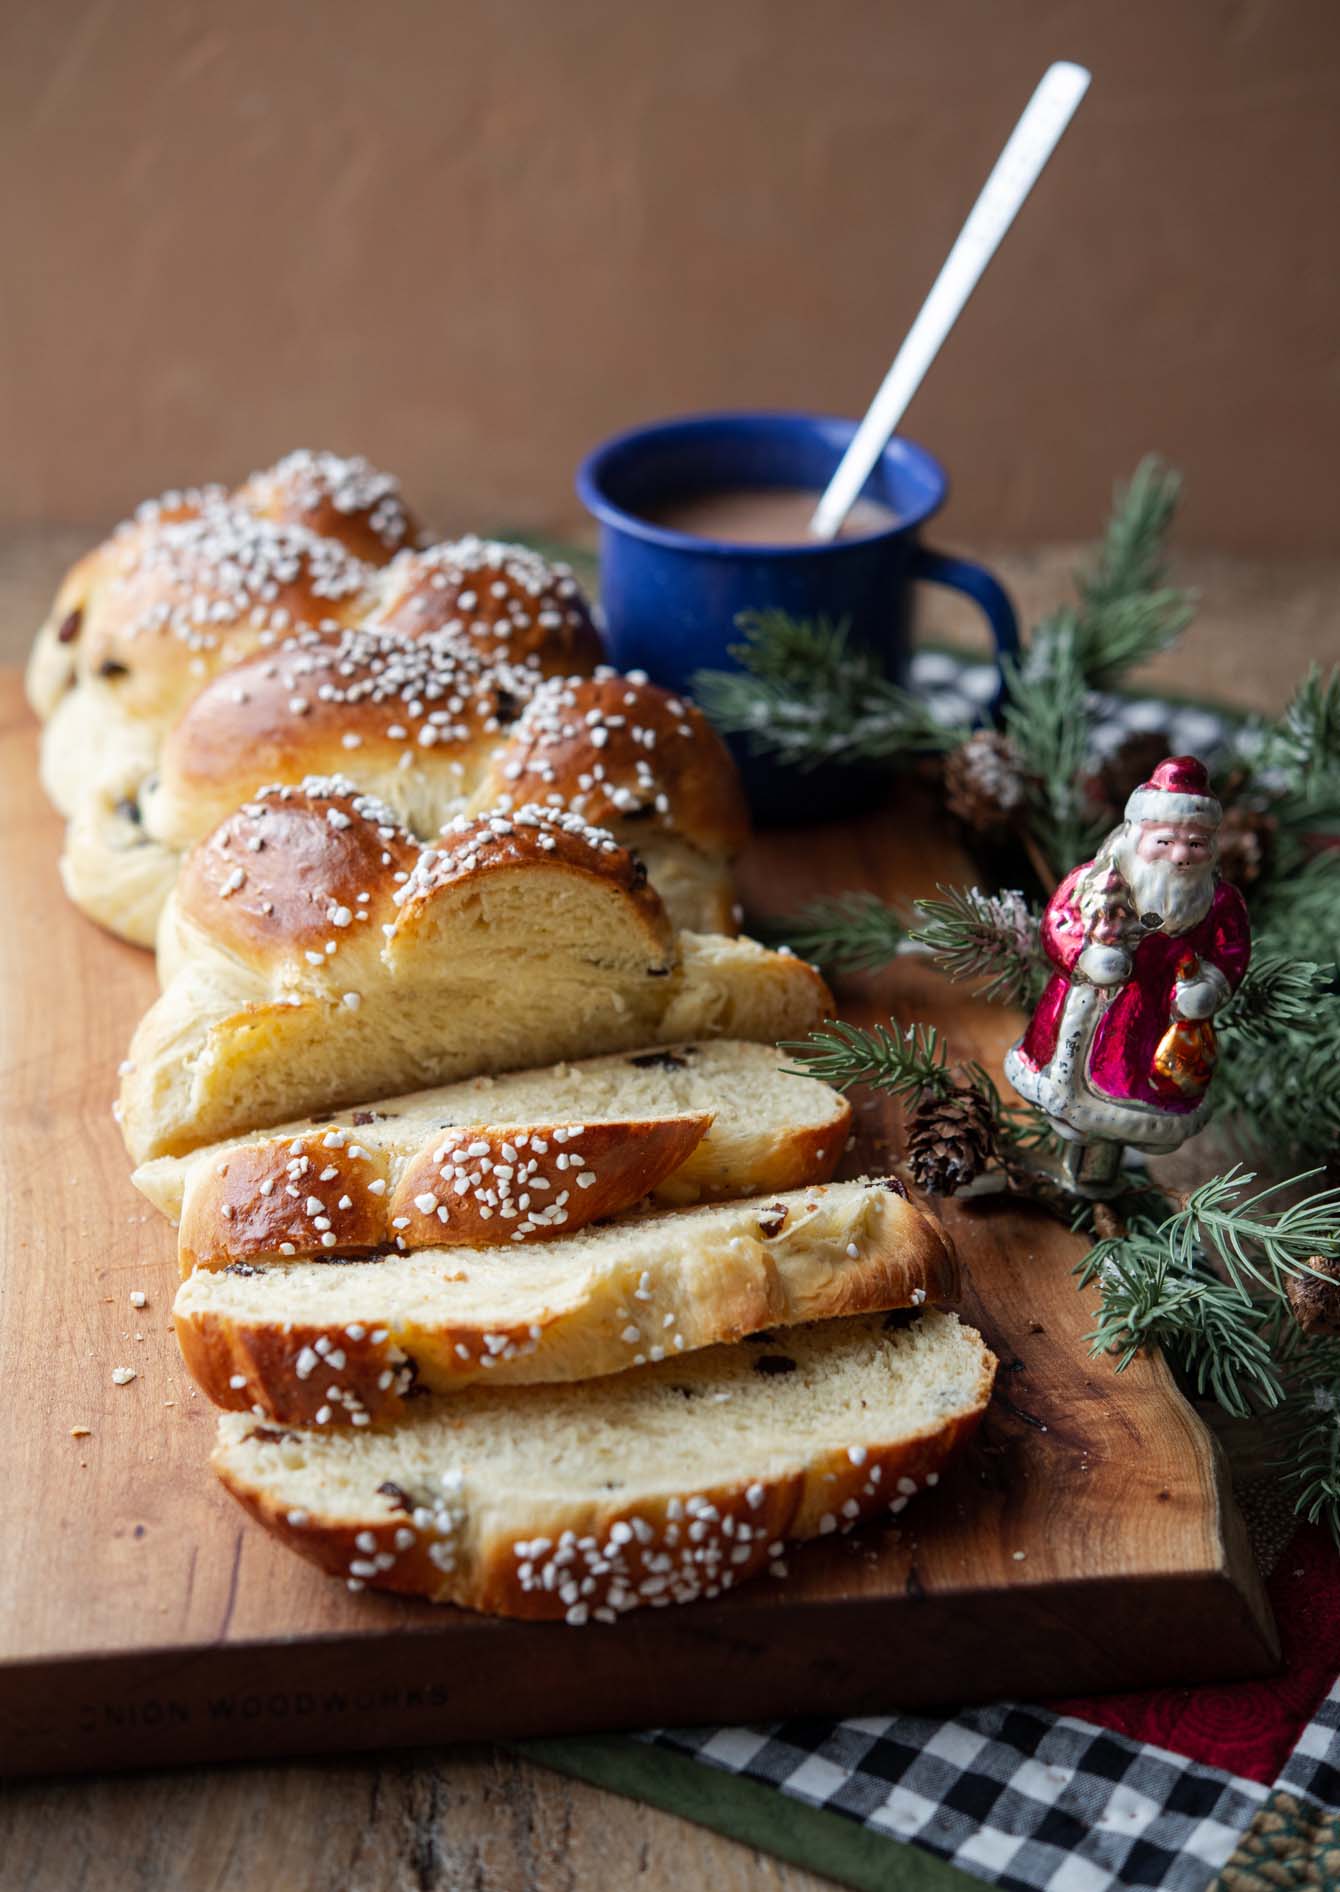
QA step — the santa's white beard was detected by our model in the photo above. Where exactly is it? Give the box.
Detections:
[1114,841,1215,934]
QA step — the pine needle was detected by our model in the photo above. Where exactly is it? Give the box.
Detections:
[1077,1167,1340,1420]
[1219,954,1334,1047]
[1275,1337,1340,1547]
[1214,894,1340,1160]
[1254,663,1340,799]
[781,1019,956,1104]
[750,893,907,973]
[1082,1244,1282,1418]
[692,610,966,771]
[911,885,1046,1006]
[1065,455,1194,688]
[1001,628,1102,877]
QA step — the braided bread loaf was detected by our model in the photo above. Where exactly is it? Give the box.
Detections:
[119,779,829,1163]
[28,451,415,733]
[32,450,994,1631]
[117,657,744,943]
[29,455,608,945]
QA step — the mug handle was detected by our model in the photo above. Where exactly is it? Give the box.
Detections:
[909,544,1020,709]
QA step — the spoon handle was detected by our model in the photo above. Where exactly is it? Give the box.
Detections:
[810,60,1091,542]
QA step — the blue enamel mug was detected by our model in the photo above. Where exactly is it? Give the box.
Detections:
[576,411,1019,824]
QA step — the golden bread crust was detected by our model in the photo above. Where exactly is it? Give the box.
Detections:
[178,1112,713,1272]
[469,672,751,859]
[173,780,418,966]
[174,1181,959,1421]
[231,450,420,565]
[365,537,602,675]
[146,625,546,849]
[210,1313,996,1616]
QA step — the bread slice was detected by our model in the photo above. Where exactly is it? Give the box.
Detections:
[175,1112,717,1274]
[212,1309,996,1618]
[174,1178,956,1423]
[118,783,830,1164]
[134,1039,852,1227]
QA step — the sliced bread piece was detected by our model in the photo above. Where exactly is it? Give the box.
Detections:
[175,1178,956,1424]
[213,1309,996,1618]
[175,1112,715,1274]
[133,1040,853,1224]
[119,784,830,1163]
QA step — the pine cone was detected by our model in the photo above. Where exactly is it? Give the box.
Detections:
[1287,1257,1340,1337]
[943,731,1028,834]
[1084,729,1172,825]
[906,1086,995,1196]
[1216,803,1277,888]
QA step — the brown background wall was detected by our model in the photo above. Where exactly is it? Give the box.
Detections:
[2,0,1337,552]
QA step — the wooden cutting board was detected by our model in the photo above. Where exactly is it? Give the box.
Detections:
[0,673,1277,1778]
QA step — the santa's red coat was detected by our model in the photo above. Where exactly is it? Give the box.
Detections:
[1016,866,1251,1112]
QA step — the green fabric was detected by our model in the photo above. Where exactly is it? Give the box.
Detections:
[514,1735,980,1892]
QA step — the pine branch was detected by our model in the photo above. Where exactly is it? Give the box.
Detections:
[1213,1009,1340,1166]
[1254,663,1340,800]
[1218,953,1334,1047]
[995,456,1192,880]
[1081,1240,1282,1418]
[1275,1338,1340,1548]
[1076,1168,1340,1421]
[784,1016,1057,1184]
[1001,629,1103,878]
[911,885,1046,1006]
[692,610,966,772]
[751,893,907,973]
[1253,850,1340,967]
[782,1020,956,1104]
[1213,863,1340,1159]
[1064,456,1193,689]
[1167,1168,1340,1302]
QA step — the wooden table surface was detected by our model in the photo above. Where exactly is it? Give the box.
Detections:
[0,529,1334,1892]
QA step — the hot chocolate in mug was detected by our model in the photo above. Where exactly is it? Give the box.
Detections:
[577,411,1018,823]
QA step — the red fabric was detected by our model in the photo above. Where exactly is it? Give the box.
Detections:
[1049,1525,1340,1784]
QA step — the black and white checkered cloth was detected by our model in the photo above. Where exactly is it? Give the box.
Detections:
[1275,1679,1340,1812]
[637,1687,1339,1892]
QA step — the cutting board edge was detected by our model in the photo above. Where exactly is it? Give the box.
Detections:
[0,1563,1281,1779]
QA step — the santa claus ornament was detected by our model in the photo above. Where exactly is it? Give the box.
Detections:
[1005,756,1251,1194]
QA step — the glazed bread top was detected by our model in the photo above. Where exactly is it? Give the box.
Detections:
[362,536,601,676]
[169,777,673,981]
[143,624,552,849]
[27,449,423,722]
[466,671,751,861]
[230,449,421,565]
